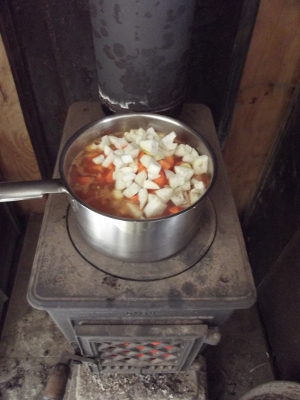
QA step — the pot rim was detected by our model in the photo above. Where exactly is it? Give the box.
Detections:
[59,112,218,222]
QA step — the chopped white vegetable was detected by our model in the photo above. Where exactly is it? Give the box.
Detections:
[160,141,178,152]
[126,202,143,219]
[161,147,176,157]
[192,155,209,175]
[180,181,191,191]
[104,145,113,156]
[100,135,110,149]
[121,154,134,164]
[161,131,176,143]
[129,148,140,159]
[90,142,102,150]
[112,189,124,200]
[140,154,152,168]
[123,182,140,198]
[182,154,196,164]
[147,159,161,175]
[139,139,159,156]
[129,161,138,173]
[113,156,124,169]
[115,137,128,149]
[143,180,160,190]
[138,188,148,209]
[144,196,167,218]
[192,179,206,193]
[135,170,147,187]
[147,172,160,180]
[120,166,134,174]
[189,188,204,204]
[156,187,173,203]
[164,169,175,180]
[108,135,119,146]
[122,172,136,182]
[130,128,147,145]
[154,151,165,161]
[146,127,158,136]
[92,154,105,164]
[114,149,124,156]
[102,152,115,168]
[169,174,185,189]
[115,177,126,190]
[174,166,194,182]
[191,148,199,157]
[185,144,192,154]
[148,193,157,203]
[171,187,185,206]
[175,144,188,157]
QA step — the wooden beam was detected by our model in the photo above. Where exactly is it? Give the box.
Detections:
[222,0,300,215]
[0,35,45,214]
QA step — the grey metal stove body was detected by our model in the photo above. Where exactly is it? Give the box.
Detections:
[27,103,256,373]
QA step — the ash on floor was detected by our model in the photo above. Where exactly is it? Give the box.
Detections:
[66,359,207,400]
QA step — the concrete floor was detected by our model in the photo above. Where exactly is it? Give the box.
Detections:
[0,215,275,400]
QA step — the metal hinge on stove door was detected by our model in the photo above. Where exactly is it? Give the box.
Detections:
[43,351,99,400]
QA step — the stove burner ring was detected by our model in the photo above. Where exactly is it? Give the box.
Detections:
[67,197,217,281]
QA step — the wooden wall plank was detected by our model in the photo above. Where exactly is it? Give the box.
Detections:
[0,35,45,214]
[222,0,300,215]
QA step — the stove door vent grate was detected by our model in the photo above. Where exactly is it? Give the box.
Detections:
[75,324,209,373]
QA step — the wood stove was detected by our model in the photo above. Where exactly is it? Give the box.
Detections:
[27,102,256,374]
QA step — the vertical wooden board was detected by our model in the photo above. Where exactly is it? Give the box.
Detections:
[0,35,45,214]
[222,0,300,214]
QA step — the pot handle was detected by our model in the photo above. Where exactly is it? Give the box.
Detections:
[0,179,67,202]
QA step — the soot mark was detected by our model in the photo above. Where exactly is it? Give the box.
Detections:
[113,43,126,57]
[89,3,97,18]
[100,26,108,37]
[144,11,152,18]
[113,3,122,24]
[103,45,115,60]
[160,32,174,50]
[96,59,103,70]
[103,275,118,288]
[168,288,182,300]
[249,97,257,104]
[92,26,101,39]
[181,282,197,296]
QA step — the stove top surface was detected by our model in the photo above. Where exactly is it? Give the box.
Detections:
[28,103,256,311]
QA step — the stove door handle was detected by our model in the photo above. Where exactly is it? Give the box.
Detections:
[43,362,70,400]
[0,179,67,202]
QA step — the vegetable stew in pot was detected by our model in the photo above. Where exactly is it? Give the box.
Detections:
[68,127,210,219]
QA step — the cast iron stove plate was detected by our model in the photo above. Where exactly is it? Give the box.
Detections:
[67,197,217,281]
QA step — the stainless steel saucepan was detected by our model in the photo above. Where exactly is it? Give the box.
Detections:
[0,113,217,262]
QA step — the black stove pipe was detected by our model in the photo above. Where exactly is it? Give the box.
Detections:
[89,0,196,116]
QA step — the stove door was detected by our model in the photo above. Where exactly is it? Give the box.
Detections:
[75,324,218,374]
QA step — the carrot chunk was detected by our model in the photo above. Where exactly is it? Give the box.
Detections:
[104,170,114,183]
[137,161,147,172]
[158,159,172,170]
[153,170,167,188]
[168,206,181,214]
[131,194,139,203]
